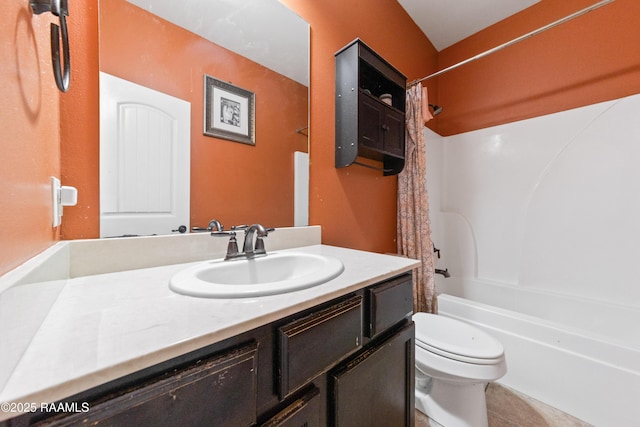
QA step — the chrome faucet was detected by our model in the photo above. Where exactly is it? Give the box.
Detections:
[212,224,274,260]
[242,224,274,257]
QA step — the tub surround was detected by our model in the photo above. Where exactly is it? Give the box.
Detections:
[0,226,419,421]
[425,93,640,426]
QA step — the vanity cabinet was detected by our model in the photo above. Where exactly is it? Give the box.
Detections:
[4,273,414,427]
[335,38,407,175]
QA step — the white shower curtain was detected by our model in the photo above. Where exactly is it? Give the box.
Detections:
[397,83,437,313]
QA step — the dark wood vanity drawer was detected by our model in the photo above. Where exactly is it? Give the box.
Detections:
[34,342,259,427]
[278,295,363,397]
[260,386,320,427]
[366,274,413,338]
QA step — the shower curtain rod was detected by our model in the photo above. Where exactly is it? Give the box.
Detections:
[408,0,615,86]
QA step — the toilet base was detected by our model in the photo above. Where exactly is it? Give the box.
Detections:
[415,379,489,427]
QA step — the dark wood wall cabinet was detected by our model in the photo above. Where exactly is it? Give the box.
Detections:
[335,39,407,175]
[4,273,415,427]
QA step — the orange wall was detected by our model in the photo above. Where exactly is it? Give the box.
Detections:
[1,1,61,275]
[435,0,640,136]
[60,0,100,240]
[283,0,438,253]
[99,0,308,230]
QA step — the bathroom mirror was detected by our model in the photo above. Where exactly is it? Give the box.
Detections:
[98,0,309,236]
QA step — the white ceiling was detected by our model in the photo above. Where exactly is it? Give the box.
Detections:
[398,0,541,51]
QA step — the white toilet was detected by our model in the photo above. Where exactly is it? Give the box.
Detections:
[413,313,507,427]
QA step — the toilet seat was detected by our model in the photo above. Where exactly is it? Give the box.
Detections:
[414,313,504,365]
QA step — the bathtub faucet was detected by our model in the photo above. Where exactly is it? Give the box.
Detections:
[435,268,450,278]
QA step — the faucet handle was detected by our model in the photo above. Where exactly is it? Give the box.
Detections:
[231,224,248,231]
[212,231,241,260]
[254,228,275,254]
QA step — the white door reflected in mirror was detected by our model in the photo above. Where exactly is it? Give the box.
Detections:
[99,72,191,237]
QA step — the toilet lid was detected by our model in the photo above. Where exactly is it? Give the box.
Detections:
[413,313,504,363]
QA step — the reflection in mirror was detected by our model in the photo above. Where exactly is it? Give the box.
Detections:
[99,0,309,237]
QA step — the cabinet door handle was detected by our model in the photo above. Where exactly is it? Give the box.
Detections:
[381,124,390,131]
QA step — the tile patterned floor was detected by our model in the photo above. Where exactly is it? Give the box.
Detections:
[415,383,593,427]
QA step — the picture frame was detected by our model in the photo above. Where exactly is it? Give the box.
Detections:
[204,75,255,145]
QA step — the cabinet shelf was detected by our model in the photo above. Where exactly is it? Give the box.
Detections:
[335,39,407,175]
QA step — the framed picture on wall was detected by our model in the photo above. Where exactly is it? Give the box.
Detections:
[204,75,255,145]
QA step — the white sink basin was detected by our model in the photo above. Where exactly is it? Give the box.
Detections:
[169,251,345,298]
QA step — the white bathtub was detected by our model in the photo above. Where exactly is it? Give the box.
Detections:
[436,278,640,427]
